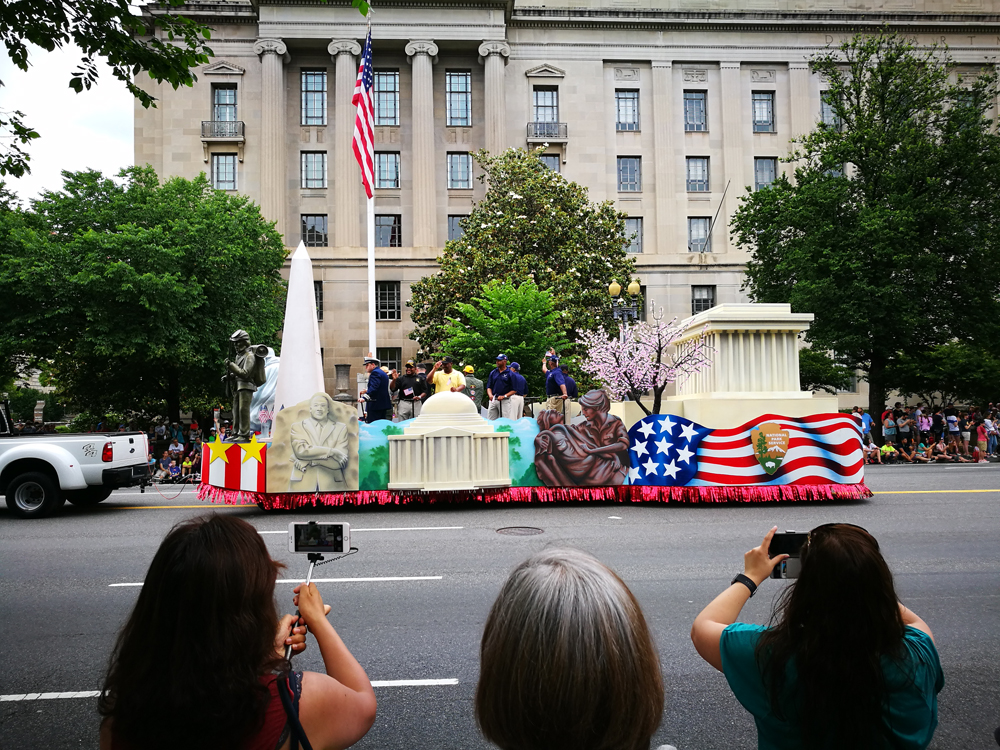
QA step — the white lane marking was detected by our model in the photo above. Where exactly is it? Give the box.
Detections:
[111,575,443,587]
[257,526,463,535]
[608,516,622,519]
[1,680,458,701]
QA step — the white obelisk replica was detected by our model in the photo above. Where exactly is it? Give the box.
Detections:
[272,241,325,419]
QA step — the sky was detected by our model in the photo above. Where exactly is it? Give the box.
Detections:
[0,44,134,203]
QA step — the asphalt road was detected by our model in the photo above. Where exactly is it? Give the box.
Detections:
[1,464,998,750]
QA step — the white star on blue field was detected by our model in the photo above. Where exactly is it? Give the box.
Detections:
[627,415,712,486]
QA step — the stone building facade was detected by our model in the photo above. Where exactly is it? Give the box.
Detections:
[137,0,1000,397]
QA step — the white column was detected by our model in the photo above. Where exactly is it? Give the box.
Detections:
[254,39,289,238]
[789,61,812,154]
[478,41,511,156]
[651,61,677,255]
[329,40,363,248]
[406,40,439,250]
[719,61,742,256]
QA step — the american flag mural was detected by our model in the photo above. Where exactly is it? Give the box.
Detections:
[352,29,375,199]
[628,414,863,487]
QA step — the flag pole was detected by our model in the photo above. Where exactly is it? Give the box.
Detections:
[366,9,377,358]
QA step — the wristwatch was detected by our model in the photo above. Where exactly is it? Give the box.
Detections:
[731,573,757,597]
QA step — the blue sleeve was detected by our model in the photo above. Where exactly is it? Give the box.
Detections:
[903,626,945,694]
[552,369,566,388]
[367,370,382,396]
[720,623,771,719]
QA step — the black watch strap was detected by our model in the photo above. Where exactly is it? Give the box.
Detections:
[731,573,757,597]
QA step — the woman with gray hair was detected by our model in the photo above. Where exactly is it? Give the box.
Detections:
[476,548,666,750]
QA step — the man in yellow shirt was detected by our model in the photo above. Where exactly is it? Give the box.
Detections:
[428,356,466,395]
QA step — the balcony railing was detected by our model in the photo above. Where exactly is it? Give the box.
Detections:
[201,120,245,139]
[526,122,568,141]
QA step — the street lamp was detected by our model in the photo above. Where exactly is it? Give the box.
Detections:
[609,279,642,325]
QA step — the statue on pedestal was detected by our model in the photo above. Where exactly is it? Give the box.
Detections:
[223,329,267,443]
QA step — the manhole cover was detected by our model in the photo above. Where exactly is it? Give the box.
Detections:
[497,526,544,536]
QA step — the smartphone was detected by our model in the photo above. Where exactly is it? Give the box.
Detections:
[288,522,351,555]
[769,531,808,579]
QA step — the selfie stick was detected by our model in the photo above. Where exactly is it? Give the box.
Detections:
[284,552,325,661]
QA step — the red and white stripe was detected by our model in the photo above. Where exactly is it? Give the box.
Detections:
[352,30,375,199]
[202,444,267,493]
[692,414,863,486]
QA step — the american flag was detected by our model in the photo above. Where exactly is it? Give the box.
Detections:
[352,29,375,199]
[258,405,274,425]
[627,414,863,487]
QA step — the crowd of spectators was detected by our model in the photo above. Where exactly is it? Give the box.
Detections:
[855,402,998,465]
[146,419,205,483]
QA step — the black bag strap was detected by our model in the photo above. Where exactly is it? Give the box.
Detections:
[277,672,314,750]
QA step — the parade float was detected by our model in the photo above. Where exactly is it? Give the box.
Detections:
[199,244,869,509]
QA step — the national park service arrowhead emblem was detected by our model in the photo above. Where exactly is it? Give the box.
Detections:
[750,422,789,475]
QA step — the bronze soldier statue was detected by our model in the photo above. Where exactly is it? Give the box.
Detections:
[223,330,266,442]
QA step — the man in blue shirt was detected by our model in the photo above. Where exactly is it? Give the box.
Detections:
[359,355,392,423]
[509,362,527,419]
[560,365,578,399]
[858,407,874,438]
[487,353,515,420]
[543,354,569,417]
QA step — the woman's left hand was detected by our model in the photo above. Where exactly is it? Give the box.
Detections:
[744,526,789,586]
[275,613,308,657]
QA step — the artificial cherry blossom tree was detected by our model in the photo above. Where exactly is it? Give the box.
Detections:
[578,306,713,416]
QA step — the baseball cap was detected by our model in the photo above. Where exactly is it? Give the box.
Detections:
[405,359,416,366]
[495,353,507,361]
[548,354,559,362]
[510,362,520,370]
[443,356,454,364]
[464,365,475,374]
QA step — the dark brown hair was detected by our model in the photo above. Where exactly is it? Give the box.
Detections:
[476,548,664,750]
[756,524,906,750]
[99,514,285,750]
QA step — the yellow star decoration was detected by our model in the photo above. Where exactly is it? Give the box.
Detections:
[207,437,234,465]
[241,434,266,465]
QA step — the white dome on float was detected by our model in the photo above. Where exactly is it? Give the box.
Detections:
[404,391,494,435]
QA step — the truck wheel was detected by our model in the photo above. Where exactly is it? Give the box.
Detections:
[5,472,65,519]
[66,486,114,507]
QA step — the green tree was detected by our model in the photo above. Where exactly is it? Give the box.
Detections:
[732,31,1000,434]
[799,349,853,395]
[0,166,287,422]
[409,148,636,359]
[7,387,65,422]
[883,342,1000,407]
[440,279,571,397]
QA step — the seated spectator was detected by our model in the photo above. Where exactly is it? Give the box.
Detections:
[155,452,171,481]
[476,548,665,750]
[863,435,882,465]
[180,457,193,477]
[691,526,943,750]
[879,442,898,464]
[167,438,183,460]
[914,438,932,463]
[146,453,157,476]
[931,438,954,463]
[897,437,920,463]
[99,515,376,750]
[167,461,181,481]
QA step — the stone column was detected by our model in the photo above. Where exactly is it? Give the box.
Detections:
[406,40,439,250]
[478,41,511,156]
[719,61,742,255]
[651,61,676,254]
[254,38,289,239]
[788,61,812,143]
[329,40,363,248]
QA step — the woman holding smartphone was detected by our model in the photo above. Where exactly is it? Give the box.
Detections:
[691,525,943,750]
[99,514,376,750]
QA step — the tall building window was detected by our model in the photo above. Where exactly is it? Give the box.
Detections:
[375,215,402,247]
[616,89,639,131]
[314,280,324,321]
[374,71,399,126]
[376,347,402,372]
[688,217,711,253]
[300,152,327,189]
[540,154,561,172]
[212,84,237,121]
[624,217,643,254]
[754,157,778,190]
[447,215,465,241]
[376,152,400,189]
[533,86,559,123]
[752,91,775,133]
[686,157,710,192]
[211,153,237,191]
[301,70,327,126]
[376,281,401,320]
[691,285,716,314]
[617,156,641,192]
[684,91,707,132]
[820,90,841,129]
[447,152,472,189]
[301,215,328,247]
[446,71,472,127]
[638,284,648,322]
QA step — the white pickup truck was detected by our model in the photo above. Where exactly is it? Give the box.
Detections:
[0,400,150,519]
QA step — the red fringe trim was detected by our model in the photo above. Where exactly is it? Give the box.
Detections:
[197,482,873,509]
